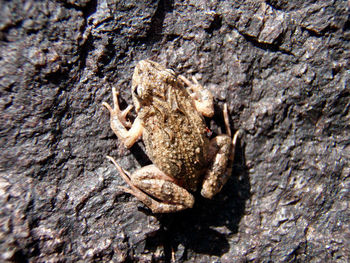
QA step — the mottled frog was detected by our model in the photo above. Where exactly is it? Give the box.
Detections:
[103,60,240,213]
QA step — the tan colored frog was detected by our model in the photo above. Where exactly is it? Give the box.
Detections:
[103,60,240,213]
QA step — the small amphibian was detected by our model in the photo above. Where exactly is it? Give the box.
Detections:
[103,60,240,213]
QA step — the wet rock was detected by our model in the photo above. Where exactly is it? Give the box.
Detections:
[1,0,349,262]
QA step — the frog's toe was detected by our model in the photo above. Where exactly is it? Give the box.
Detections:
[103,87,133,128]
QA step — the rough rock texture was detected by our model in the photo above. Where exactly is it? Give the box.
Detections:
[0,0,349,262]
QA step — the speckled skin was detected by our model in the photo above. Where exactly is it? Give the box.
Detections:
[103,60,240,213]
[133,61,208,192]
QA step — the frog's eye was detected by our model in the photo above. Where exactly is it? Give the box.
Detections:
[134,84,143,98]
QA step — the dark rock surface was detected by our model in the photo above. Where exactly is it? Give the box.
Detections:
[1,0,349,262]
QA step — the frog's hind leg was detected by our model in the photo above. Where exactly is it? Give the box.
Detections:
[107,156,194,213]
[201,105,242,199]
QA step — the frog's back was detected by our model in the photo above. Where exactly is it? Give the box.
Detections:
[141,85,208,191]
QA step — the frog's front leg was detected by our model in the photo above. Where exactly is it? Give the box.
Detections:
[102,87,143,148]
[179,75,214,117]
[107,156,195,213]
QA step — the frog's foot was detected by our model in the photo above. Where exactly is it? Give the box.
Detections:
[102,87,132,128]
[223,103,231,137]
[107,156,194,213]
[103,88,143,148]
[179,75,214,117]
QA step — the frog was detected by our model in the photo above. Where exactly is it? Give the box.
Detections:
[102,59,241,213]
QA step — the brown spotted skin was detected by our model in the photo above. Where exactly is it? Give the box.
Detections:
[103,60,240,213]
[136,63,208,192]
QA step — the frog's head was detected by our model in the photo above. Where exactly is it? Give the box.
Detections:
[131,60,178,112]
